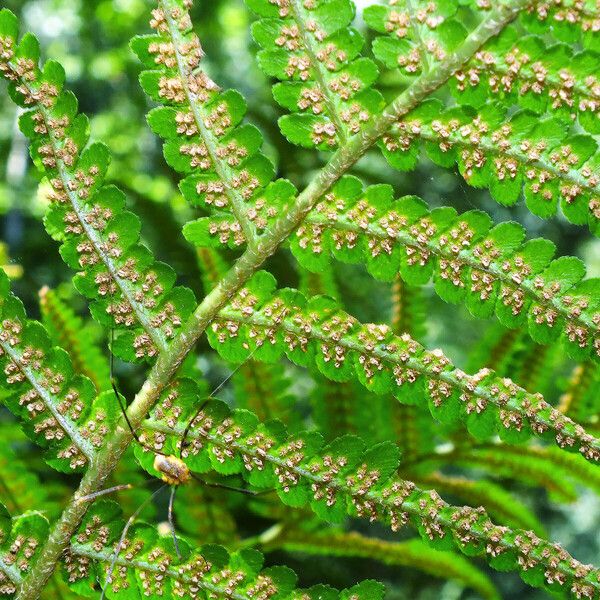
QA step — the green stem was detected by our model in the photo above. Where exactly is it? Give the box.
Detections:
[16,2,529,597]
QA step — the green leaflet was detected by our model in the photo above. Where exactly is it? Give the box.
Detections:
[0,9,196,364]
[519,0,600,52]
[65,500,383,600]
[365,0,466,77]
[207,273,600,462]
[132,0,298,246]
[0,505,48,597]
[139,392,600,597]
[247,0,385,150]
[284,176,600,362]
[450,30,600,135]
[0,270,116,472]
[380,100,600,232]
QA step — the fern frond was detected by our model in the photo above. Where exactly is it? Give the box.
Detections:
[38,286,111,393]
[233,361,297,426]
[267,529,501,600]
[298,262,340,299]
[392,404,435,460]
[0,9,196,363]
[380,101,600,231]
[247,0,385,149]
[132,0,295,247]
[209,274,600,462]
[140,391,600,597]
[0,270,115,471]
[364,1,469,78]
[196,247,230,293]
[276,177,599,361]
[65,501,383,600]
[450,29,600,135]
[412,472,544,534]
[0,505,48,596]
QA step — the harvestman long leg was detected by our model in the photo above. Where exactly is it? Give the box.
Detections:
[100,484,168,600]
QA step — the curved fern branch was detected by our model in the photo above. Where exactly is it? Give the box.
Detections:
[278,177,599,361]
[211,275,600,462]
[0,10,196,363]
[140,393,600,598]
[0,271,117,471]
[65,501,383,600]
[132,0,303,248]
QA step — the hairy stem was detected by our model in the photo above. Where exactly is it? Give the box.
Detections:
[17,2,529,596]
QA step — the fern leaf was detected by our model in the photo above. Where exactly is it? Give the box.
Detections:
[196,247,230,293]
[209,274,600,462]
[38,286,111,393]
[0,270,114,471]
[451,29,600,135]
[132,0,295,247]
[380,101,600,231]
[268,529,501,600]
[0,9,197,363]
[0,441,60,519]
[140,391,600,596]
[519,1,600,51]
[233,361,297,426]
[247,0,385,149]
[0,505,48,596]
[65,500,383,600]
[278,177,599,361]
[364,1,468,78]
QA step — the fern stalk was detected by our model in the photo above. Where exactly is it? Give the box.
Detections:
[12,2,537,597]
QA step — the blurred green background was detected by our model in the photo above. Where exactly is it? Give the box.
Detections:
[0,1,598,599]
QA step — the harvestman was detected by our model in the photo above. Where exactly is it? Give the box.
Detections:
[78,331,269,598]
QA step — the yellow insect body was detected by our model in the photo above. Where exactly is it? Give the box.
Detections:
[153,454,191,486]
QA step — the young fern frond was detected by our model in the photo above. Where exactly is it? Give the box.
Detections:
[38,286,112,393]
[211,274,600,461]
[0,270,114,471]
[0,10,196,363]
[411,443,600,504]
[559,360,599,425]
[265,529,501,600]
[247,0,385,149]
[139,392,600,598]
[65,501,383,600]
